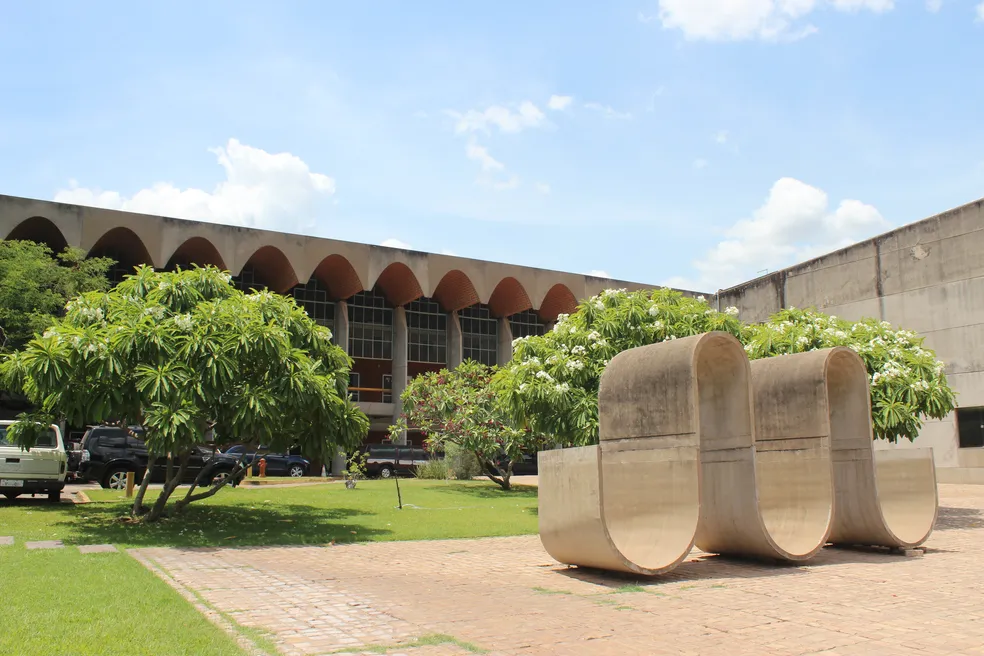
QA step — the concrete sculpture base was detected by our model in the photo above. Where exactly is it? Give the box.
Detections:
[538,331,938,575]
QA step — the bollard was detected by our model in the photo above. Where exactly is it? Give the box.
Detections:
[125,471,135,498]
[259,457,267,478]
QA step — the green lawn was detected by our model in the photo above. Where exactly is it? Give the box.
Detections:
[0,480,538,656]
[0,548,247,656]
[1,479,539,548]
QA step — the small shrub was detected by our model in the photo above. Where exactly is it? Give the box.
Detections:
[446,442,482,481]
[415,457,450,480]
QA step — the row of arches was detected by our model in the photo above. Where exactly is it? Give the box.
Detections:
[6,216,578,321]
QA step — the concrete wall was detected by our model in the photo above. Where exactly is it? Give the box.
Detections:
[716,198,984,469]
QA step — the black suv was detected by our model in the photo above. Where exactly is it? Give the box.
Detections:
[78,426,245,490]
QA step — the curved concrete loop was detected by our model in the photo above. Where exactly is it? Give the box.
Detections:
[538,332,939,576]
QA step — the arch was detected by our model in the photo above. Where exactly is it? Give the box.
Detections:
[88,227,155,283]
[373,261,423,307]
[5,216,69,253]
[432,269,480,312]
[165,236,226,271]
[236,245,298,293]
[537,283,577,322]
[487,277,532,318]
[311,254,364,300]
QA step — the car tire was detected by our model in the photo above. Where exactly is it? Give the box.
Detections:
[288,465,305,478]
[48,490,61,503]
[2,492,20,500]
[103,468,130,491]
[379,465,393,479]
[210,470,231,486]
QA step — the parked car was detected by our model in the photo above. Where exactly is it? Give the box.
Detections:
[363,444,434,479]
[492,450,538,476]
[77,425,245,490]
[0,420,68,502]
[224,445,311,478]
[65,442,83,482]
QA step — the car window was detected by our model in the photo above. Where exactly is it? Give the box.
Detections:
[226,445,244,454]
[126,436,147,449]
[0,426,58,448]
[98,436,127,449]
[369,446,396,458]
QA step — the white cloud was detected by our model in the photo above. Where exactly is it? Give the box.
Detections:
[664,177,889,291]
[381,238,412,250]
[54,139,335,231]
[715,130,729,144]
[656,0,893,42]
[925,0,942,12]
[464,140,519,191]
[584,102,632,120]
[638,12,657,22]
[547,95,573,111]
[693,158,709,169]
[448,101,546,134]
[977,1,984,21]
[587,269,612,278]
[534,182,551,194]
[465,141,505,172]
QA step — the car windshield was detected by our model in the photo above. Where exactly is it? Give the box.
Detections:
[0,426,57,448]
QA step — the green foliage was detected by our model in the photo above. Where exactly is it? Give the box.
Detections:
[1,265,369,512]
[742,307,955,443]
[390,360,540,489]
[494,288,955,445]
[0,240,113,352]
[343,450,369,481]
[414,456,451,480]
[445,441,482,480]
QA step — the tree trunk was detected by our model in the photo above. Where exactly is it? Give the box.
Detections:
[173,458,247,512]
[130,456,157,518]
[478,456,511,491]
[145,451,190,522]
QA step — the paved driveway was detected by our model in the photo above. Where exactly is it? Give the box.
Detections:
[132,484,984,656]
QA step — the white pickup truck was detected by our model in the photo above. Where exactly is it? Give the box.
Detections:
[0,420,67,502]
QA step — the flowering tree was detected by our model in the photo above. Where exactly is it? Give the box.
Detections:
[742,307,955,443]
[1,265,369,521]
[494,288,954,446]
[390,360,539,490]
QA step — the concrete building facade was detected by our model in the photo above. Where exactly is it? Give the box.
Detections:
[2,192,983,480]
[0,194,683,450]
[714,197,984,482]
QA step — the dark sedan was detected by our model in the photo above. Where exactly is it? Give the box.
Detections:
[224,445,311,478]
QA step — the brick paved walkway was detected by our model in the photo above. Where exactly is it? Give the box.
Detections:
[133,484,984,656]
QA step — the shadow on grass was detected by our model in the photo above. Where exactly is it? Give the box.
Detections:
[432,482,538,500]
[11,502,391,548]
[934,506,983,531]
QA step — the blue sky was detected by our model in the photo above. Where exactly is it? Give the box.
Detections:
[1,1,983,292]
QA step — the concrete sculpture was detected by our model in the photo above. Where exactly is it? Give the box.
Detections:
[537,331,937,575]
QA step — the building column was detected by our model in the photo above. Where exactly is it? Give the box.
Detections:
[448,310,463,369]
[391,306,408,445]
[331,300,350,476]
[497,316,513,367]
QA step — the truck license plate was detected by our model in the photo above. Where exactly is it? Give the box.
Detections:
[0,479,24,487]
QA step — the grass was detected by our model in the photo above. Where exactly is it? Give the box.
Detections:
[0,479,539,548]
[329,633,488,654]
[0,548,248,656]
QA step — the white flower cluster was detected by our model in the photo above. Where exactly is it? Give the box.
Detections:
[600,288,627,298]
[142,305,167,321]
[565,359,585,372]
[724,306,739,316]
[173,314,194,331]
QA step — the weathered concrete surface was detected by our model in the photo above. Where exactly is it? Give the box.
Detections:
[717,198,984,470]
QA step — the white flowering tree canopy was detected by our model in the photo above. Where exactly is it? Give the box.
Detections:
[1,265,369,518]
[493,288,954,446]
